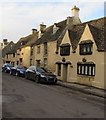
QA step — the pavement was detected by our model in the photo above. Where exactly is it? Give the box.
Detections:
[57,80,106,98]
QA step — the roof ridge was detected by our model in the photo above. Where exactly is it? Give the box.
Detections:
[82,17,106,25]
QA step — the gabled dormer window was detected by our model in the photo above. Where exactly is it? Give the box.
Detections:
[79,40,93,55]
[60,43,70,56]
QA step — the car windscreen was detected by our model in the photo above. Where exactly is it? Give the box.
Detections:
[36,67,46,73]
[6,64,13,67]
[17,66,24,69]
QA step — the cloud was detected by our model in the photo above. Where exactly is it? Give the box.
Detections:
[0,1,105,43]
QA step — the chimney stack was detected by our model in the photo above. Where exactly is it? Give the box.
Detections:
[39,22,46,33]
[32,28,37,34]
[67,16,73,25]
[71,5,80,18]
[3,39,8,45]
[38,22,46,38]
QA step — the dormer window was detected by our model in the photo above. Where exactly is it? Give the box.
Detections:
[53,23,59,34]
[60,43,70,56]
[79,40,93,55]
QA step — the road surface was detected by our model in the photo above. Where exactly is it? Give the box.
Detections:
[2,72,104,118]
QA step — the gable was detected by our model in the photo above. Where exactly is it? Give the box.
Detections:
[60,30,71,46]
[78,24,97,50]
[80,17,105,51]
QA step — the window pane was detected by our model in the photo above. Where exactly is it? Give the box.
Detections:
[60,46,70,56]
[89,66,91,75]
[82,66,84,74]
[79,65,81,74]
[85,66,87,75]
[79,43,93,55]
[87,46,90,52]
[83,47,86,53]
[93,66,95,75]
[77,63,95,76]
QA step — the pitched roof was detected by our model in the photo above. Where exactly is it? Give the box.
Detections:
[68,23,86,51]
[35,19,67,45]
[68,17,105,51]
[87,17,105,51]
[2,41,15,57]
[21,32,38,47]
[7,33,38,54]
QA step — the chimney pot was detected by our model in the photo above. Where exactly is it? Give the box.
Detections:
[71,5,80,18]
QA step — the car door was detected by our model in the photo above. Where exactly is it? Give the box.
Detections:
[26,66,35,80]
[26,66,32,79]
[12,66,17,75]
[30,66,36,80]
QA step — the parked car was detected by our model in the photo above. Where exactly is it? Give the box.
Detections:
[25,66,57,84]
[10,65,26,77]
[2,63,14,73]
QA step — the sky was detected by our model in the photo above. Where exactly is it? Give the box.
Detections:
[0,0,105,43]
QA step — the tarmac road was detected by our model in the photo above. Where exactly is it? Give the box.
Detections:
[2,72,105,118]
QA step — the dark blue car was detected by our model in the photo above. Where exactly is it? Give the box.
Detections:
[10,65,26,77]
[25,66,57,84]
[2,63,14,73]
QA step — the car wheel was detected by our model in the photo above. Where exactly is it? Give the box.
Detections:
[53,79,57,85]
[35,76,40,83]
[16,72,19,76]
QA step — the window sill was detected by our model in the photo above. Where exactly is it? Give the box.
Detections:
[80,52,92,55]
[77,74,95,77]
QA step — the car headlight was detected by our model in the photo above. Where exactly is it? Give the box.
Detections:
[7,67,10,70]
[40,74,45,78]
[20,71,24,73]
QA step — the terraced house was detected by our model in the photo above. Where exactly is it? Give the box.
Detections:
[34,5,81,72]
[2,41,15,64]
[2,5,105,89]
[33,6,105,89]
[16,29,38,68]
[56,17,105,89]
[3,30,38,66]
